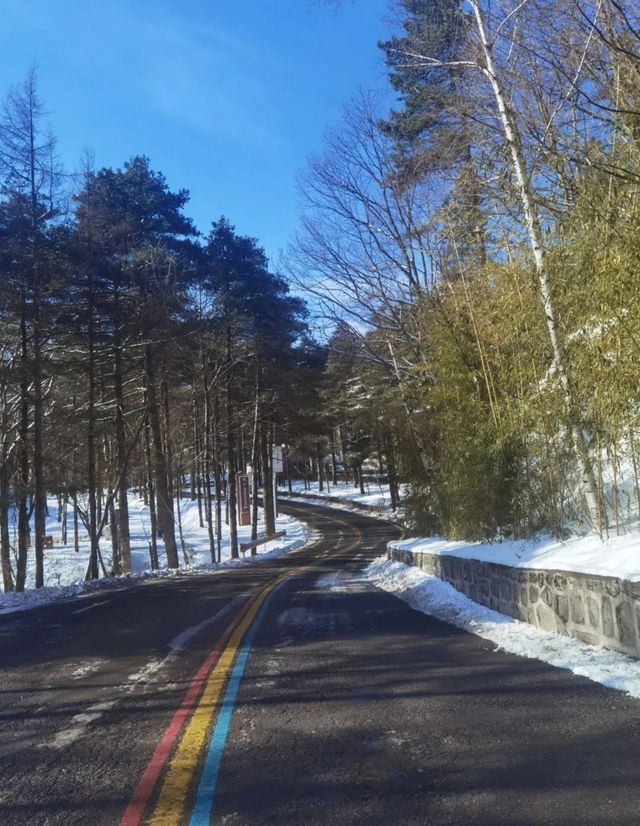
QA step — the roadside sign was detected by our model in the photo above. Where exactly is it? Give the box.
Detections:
[272,446,283,473]
[236,472,251,526]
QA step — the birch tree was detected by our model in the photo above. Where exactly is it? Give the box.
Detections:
[384,0,606,529]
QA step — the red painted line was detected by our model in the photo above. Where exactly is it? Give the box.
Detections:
[119,593,258,826]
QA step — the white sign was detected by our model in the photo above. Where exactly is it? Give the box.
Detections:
[272,446,283,473]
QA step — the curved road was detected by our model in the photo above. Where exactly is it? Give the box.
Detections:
[1,501,640,825]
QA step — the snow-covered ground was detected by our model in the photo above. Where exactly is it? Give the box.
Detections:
[280,480,407,516]
[389,527,640,582]
[0,494,309,615]
[365,556,640,699]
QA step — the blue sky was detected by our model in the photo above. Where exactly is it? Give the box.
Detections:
[0,0,391,264]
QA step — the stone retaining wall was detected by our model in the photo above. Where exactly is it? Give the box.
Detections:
[388,545,640,659]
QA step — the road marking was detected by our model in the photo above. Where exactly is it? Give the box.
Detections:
[189,583,284,826]
[188,519,363,825]
[121,510,362,826]
[118,595,258,826]
[72,599,111,615]
[146,580,277,825]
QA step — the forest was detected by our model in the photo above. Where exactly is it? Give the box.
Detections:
[0,68,339,593]
[291,0,640,542]
[3,0,640,594]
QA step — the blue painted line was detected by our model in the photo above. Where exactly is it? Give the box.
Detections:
[188,580,286,826]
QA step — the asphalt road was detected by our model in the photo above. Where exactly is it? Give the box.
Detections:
[1,501,640,825]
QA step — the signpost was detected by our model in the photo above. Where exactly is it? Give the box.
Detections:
[271,446,283,523]
[236,472,251,527]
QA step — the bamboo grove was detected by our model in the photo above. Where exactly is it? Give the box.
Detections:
[290,0,640,541]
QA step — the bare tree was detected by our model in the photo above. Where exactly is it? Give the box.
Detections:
[0,68,59,587]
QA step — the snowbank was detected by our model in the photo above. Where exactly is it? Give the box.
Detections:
[365,556,640,699]
[283,480,404,510]
[0,494,309,615]
[279,481,408,522]
[390,529,640,582]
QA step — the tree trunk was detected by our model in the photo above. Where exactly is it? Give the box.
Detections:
[271,425,278,521]
[104,435,121,575]
[144,347,179,568]
[72,492,80,553]
[226,393,239,559]
[386,432,399,511]
[331,432,338,485]
[109,498,119,574]
[143,409,159,570]
[196,459,204,528]
[32,316,45,589]
[260,422,275,536]
[175,477,187,564]
[286,450,293,494]
[15,307,30,593]
[203,384,216,563]
[86,311,100,582]
[113,346,132,573]
[0,462,13,592]
[213,388,222,563]
[190,461,196,501]
[251,362,260,544]
[61,491,68,546]
[161,374,175,508]
[193,393,204,527]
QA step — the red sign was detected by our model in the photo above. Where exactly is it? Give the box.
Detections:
[236,472,251,527]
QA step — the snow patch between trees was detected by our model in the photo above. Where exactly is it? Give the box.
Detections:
[287,480,403,509]
[0,495,310,615]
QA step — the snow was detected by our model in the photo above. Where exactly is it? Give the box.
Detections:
[389,528,640,582]
[282,494,397,522]
[0,493,309,615]
[284,480,404,509]
[365,556,640,699]
[44,699,117,750]
[70,660,104,680]
[279,480,407,521]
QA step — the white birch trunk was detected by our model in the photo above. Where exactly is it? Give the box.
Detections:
[470,0,603,531]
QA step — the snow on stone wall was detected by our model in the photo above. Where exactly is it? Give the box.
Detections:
[387,546,640,659]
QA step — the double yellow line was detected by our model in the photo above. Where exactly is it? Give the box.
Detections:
[147,576,279,824]
[131,514,361,826]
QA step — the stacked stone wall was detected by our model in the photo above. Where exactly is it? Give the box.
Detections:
[388,546,640,658]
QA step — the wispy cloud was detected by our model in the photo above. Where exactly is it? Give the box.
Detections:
[126,11,286,151]
[3,0,287,151]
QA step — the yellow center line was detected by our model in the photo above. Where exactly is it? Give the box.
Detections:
[146,515,362,826]
[146,582,274,826]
